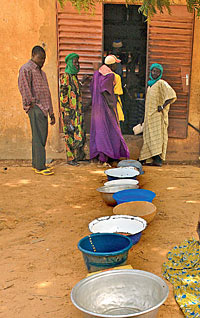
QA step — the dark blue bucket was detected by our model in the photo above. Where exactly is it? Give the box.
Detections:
[113,189,156,205]
[78,233,133,273]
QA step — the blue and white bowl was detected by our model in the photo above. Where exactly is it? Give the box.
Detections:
[89,215,147,245]
[104,167,140,181]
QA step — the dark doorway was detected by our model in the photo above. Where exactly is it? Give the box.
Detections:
[104,4,147,134]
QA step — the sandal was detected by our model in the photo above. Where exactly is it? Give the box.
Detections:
[46,165,54,171]
[35,169,54,176]
[32,166,54,171]
[143,161,162,167]
[67,160,79,166]
[102,162,111,167]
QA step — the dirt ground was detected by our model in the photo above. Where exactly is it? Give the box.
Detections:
[0,160,199,318]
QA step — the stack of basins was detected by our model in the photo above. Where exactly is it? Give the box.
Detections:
[98,160,144,207]
[97,160,144,206]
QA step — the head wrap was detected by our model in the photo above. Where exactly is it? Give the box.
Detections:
[104,55,121,65]
[148,63,163,87]
[65,53,79,74]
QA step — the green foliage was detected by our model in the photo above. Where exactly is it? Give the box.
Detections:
[58,0,100,12]
[58,0,200,17]
[187,0,200,16]
[137,0,171,18]
[58,0,66,7]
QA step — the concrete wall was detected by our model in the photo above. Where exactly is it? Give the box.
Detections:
[0,0,64,160]
[0,0,199,162]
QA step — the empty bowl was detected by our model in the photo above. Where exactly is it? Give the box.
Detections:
[113,189,156,205]
[113,201,157,224]
[89,215,147,245]
[78,233,133,272]
[117,159,144,175]
[104,167,140,181]
[104,179,139,188]
[97,185,140,206]
[71,269,169,317]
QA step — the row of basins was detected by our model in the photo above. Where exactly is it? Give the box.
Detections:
[71,160,168,318]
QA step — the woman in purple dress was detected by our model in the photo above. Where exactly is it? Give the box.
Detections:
[90,55,129,164]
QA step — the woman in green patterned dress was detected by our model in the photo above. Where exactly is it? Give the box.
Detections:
[60,53,87,166]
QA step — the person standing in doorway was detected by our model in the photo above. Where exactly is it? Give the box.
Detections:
[90,54,129,164]
[18,45,55,175]
[114,72,125,124]
[111,40,123,78]
[139,63,176,166]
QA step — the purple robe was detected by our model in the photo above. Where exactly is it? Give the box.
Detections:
[90,70,130,162]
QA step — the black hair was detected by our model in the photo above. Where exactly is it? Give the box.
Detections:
[32,46,46,56]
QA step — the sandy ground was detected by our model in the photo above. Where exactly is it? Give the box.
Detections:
[0,160,199,318]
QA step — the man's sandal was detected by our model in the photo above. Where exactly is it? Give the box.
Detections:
[35,169,54,176]
[32,166,54,172]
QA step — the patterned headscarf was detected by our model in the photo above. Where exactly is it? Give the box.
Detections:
[148,63,163,87]
[65,53,80,74]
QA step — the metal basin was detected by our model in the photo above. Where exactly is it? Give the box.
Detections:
[71,269,169,318]
[97,185,139,206]
[104,180,139,188]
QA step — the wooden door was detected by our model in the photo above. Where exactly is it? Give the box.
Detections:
[56,2,103,131]
[148,6,194,138]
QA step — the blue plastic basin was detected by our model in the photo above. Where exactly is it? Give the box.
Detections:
[113,189,156,205]
[78,233,133,273]
[127,232,142,245]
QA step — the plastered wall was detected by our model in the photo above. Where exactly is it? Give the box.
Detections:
[0,0,63,159]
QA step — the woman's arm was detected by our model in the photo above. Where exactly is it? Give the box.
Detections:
[102,91,115,109]
[158,81,177,112]
[158,98,174,112]
[60,74,70,110]
[80,74,91,87]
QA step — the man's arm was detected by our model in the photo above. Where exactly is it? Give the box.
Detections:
[18,68,35,112]
[48,92,55,125]
[42,72,55,125]
[42,72,54,116]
